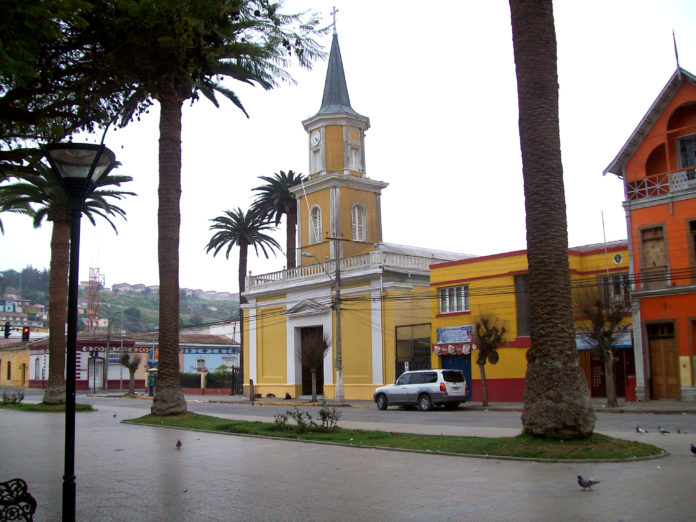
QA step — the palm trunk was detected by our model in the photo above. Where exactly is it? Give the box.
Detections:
[151,92,186,415]
[286,205,297,269]
[239,242,248,396]
[604,351,618,407]
[43,216,70,404]
[128,369,136,395]
[510,0,595,438]
[478,363,488,408]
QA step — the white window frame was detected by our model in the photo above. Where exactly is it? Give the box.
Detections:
[310,206,322,244]
[439,285,469,314]
[196,358,206,370]
[351,204,367,241]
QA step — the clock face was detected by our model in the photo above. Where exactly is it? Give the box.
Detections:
[613,253,624,264]
[311,131,321,147]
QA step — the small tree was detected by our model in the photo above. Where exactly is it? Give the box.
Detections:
[300,330,329,402]
[474,315,506,408]
[120,354,142,396]
[574,284,626,408]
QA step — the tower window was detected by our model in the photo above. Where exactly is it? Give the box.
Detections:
[310,206,322,244]
[351,204,367,241]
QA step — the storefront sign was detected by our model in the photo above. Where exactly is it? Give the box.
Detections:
[436,325,474,344]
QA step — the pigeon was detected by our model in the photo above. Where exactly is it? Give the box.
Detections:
[690,443,696,455]
[635,425,648,433]
[577,475,600,491]
[175,439,182,449]
[658,426,670,435]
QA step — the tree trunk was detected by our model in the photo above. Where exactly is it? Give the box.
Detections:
[43,216,70,404]
[604,350,618,407]
[239,242,248,396]
[510,0,595,438]
[128,369,136,396]
[151,93,186,415]
[478,363,489,408]
[286,204,297,269]
[311,368,317,402]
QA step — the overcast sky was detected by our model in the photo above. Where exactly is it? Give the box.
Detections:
[1,0,695,294]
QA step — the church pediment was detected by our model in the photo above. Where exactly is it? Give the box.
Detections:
[286,299,330,317]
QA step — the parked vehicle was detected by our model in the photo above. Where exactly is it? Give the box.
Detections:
[373,369,468,411]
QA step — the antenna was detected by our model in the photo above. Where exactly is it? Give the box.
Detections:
[673,30,681,79]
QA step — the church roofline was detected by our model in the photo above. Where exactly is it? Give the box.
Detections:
[604,67,696,178]
[289,172,388,195]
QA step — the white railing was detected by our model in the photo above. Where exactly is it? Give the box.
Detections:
[247,251,443,290]
[626,169,696,201]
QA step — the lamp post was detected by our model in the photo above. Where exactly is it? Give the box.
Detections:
[43,142,116,522]
[302,247,344,403]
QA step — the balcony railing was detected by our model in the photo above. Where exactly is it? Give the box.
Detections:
[626,169,696,201]
[247,250,443,291]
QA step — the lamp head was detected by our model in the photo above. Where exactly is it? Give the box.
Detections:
[42,143,116,201]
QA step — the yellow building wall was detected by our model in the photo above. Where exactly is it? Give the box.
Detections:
[0,346,30,387]
[256,306,287,385]
[299,186,332,260]
[381,286,433,385]
[340,293,372,385]
[325,125,344,172]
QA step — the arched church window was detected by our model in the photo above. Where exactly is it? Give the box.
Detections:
[351,204,367,241]
[310,206,322,244]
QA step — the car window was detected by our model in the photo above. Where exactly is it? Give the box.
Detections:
[410,373,424,384]
[442,370,464,383]
[396,373,411,385]
[424,372,437,384]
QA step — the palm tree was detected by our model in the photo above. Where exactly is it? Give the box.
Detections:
[252,170,305,269]
[0,165,134,404]
[509,0,595,438]
[79,2,325,415]
[205,207,281,392]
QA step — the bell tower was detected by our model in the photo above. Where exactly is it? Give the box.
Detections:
[295,25,388,265]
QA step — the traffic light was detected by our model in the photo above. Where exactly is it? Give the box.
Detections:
[22,326,30,341]
[3,322,9,339]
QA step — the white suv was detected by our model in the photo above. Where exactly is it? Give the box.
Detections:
[373,369,468,411]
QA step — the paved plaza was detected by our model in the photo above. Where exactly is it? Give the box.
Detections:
[1,400,695,521]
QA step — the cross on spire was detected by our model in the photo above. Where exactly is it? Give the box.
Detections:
[331,6,339,35]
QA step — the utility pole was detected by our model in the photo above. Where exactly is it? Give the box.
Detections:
[332,236,344,403]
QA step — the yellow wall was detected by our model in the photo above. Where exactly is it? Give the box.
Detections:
[325,125,344,171]
[0,346,30,387]
[256,306,287,384]
[381,286,433,384]
[341,292,373,384]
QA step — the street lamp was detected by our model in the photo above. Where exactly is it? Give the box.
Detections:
[43,142,116,522]
[301,250,344,403]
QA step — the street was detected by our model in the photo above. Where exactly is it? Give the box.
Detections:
[2,393,696,520]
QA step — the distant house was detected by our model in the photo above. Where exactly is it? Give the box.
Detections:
[112,283,132,293]
[146,285,159,295]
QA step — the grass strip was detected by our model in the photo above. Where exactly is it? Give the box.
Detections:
[0,403,95,412]
[127,412,662,460]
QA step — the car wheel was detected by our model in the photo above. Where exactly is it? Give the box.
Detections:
[376,394,388,410]
[418,393,433,411]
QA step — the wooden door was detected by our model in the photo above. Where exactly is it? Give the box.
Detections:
[649,337,680,399]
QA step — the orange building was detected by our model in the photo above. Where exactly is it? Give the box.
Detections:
[605,67,696,401]
[430,241,632,402]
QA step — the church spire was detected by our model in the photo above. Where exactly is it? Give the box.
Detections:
[317,31,358,116]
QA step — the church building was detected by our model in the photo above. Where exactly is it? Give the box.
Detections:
[243,30,466,400]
